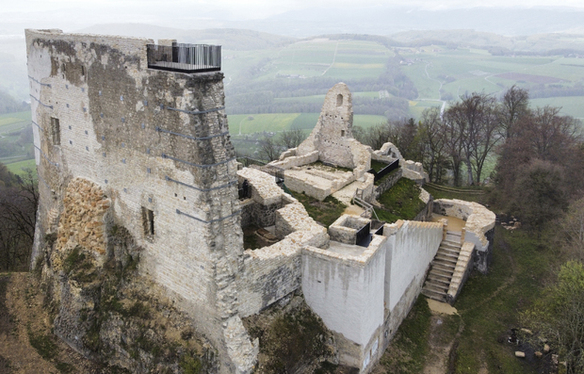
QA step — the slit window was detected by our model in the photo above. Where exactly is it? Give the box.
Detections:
[142,207,155,236]
[336,94,343,107]
[50,117,60,145]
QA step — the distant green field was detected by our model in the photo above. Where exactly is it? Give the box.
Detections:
[227,113,387,134]
[226,39,394,82]
[6,158,36,176]
[408,100,443,119]
[531,96,584,120]
[397,47,583,109]
[273,91,388,106]
[0,111,31,134]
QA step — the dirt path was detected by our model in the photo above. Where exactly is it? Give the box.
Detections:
[421,229,517,374]
[0,273,102,374]
[422,315,457,374]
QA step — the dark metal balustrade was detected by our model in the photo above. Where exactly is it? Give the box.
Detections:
[147,43,221,73]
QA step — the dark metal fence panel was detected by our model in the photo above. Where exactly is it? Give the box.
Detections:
[355,222,371,247]
[371,159,400,182]
[147,43,221,72]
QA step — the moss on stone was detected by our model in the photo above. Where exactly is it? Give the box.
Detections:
[244,295,335,373]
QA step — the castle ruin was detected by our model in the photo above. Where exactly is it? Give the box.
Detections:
[27,29,495,373]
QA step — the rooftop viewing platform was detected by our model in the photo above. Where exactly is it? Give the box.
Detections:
[147,42,221,73]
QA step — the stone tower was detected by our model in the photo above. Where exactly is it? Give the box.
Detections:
[26,29,256,373]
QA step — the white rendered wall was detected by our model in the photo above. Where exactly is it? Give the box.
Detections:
[301,244,386,348]
[385,221,443,311]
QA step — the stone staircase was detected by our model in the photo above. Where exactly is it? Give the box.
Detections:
[422,231,462,303]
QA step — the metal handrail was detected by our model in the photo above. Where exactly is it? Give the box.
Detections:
[147,43,221,72]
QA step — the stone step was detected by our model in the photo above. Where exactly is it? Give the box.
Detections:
[437,248,460,260]
[428,267,454,278]
[433,257,457,267]
[424,282,449,294]
[432,261,456,273]
[427,274,451,286]
[435,254,458,265]
[422,287,448,302]
[442,240,461,249]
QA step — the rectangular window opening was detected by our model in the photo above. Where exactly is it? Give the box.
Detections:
[142,207,155,236]
[50,117,61,145]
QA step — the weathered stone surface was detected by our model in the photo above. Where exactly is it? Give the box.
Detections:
[27,28,497,374]
[433,199,496,273]
[27,29,252,373]
[55,178,109,259]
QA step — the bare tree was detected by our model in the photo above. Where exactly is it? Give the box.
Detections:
[0,168,38,271]
[352,124,391,151]
[443,104,467,186]
[512,159,567,235]
[258,136,281,162]
[278,128,306,149]
[499,85,530,139]
[444,93,501,185]
[387,118,422,161]
[419,107,448,183]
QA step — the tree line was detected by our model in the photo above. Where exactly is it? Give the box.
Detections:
[0,164,38,271]
[355,86,583,191]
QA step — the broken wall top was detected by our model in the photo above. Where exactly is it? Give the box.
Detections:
[296,83,359,169]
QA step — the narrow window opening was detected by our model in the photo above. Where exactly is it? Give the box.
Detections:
[142,207,155,236]
[50,117,60,145]
[336,94,343,107]
[341,130,345,137]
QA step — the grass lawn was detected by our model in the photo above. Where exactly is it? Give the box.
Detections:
[370,160,389,173]
[376,178,426,223]
[379,296,433,373]
[378,226,561,374]
[289,190,346,227]
[423,184,490,205]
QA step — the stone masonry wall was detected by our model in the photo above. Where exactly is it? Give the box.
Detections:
[237,168,328,318]
[55,178,110,258]
[26,29,255,373]
[373,168,402,199]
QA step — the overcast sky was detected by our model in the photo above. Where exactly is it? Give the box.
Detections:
[3,0,584,19]
[0,0,582,38]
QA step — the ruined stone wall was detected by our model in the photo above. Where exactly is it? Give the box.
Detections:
[236,168,328,318]
[373,168,403,199]
[238,242,302,318]
[26,29,255,373]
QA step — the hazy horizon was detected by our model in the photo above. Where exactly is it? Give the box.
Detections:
[1,1,584,38]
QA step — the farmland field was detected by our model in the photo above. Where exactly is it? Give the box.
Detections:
[6,158,36,176]
[227,113,387,135]
[0,111,31,134]
[223,38,584,122]
[530,96,584,120]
